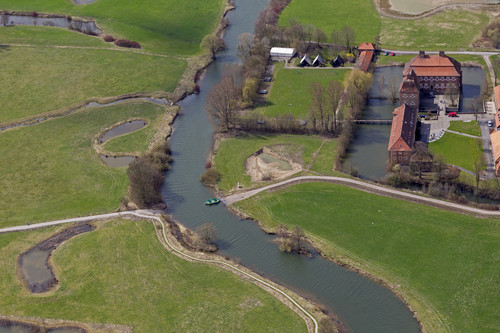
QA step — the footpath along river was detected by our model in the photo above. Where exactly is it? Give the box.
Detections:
[161,1,421,332]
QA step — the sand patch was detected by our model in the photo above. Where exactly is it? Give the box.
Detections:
[245,145,303,182]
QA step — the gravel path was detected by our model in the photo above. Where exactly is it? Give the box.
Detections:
[224,176,500,217]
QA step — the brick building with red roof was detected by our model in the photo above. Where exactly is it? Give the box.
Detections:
[388,104,417,164]
[355,43,375,72]
[403,51,462,94]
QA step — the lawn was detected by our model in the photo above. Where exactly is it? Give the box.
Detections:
[381,10,492,50]
[448,120,482,137]
[0,102,165,228]
[213,134,338,192]
[279,0,380,44]
[0,219,306,332]
[104,120,160,155]
[0,0,225,55]
[234,182,500,333]
[0,46,186,124]
[254,63,350,119]
[429,132,484,171]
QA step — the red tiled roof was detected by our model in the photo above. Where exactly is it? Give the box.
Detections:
[410,54,455,67]
[494,85,500,111]
[358,43,375,51]
[356,51,373,72]
[409,66,460,77]
[495,111,500,130]
[388,104,417,152]
[490,130,500,175]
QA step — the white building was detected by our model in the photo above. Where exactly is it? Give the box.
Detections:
[270,47,296,60]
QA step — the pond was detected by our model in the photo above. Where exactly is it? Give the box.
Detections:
[99,120,147,144]
[1,14,101,35]
[389,0,498,15]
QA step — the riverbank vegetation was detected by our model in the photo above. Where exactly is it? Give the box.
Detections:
[234,182,500,333]
[0,46,185,124]
[0,0,225,55]
[0,102,165,228]
[0,219,307,332]
[213,134,339,192]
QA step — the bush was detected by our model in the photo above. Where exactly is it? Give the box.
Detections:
[31,11,38,17]
[103,35,116,42]
[205,161,212,169]
[114,39,141,49]
[127,158,164,208]
[143,141,173,171]
[200,168,222,186]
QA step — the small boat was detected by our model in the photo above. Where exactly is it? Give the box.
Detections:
[204,198,220,205]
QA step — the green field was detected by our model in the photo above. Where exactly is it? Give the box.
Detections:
[104,121,159,155]
[0,102,165,228]
[214,134,339,192]
[448,120,482,137]
[0,219,306,332]
[255,63,349,119]
[279,0,380,44]
[234,182,500,333]
[429,132,484,171]
[0,0,225,55]
[381,10,492,50]
[0,46,185,124]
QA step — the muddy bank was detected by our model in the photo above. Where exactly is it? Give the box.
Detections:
[0,319,86,333]
[18,223,95,293]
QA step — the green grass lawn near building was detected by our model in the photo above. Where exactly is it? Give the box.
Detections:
[0,0,225,55]
[0,46,186,124]
[0,102,165,228]
[429,132,484,171]
[234,182,500,333]
[448,120,482,137]
[279,0,380,44]
[254,63,349,119]
[213,134,339,192]
[0,219,306,332]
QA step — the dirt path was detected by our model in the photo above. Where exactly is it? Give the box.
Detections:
[224,175,500,217]
[0,210,319,333]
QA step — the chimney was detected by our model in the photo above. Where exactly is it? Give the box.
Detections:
[418,51,425,57]
[439,51,445,57]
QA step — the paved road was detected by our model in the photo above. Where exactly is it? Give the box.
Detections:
[381,50,500,56]
[0,210,319,333]
[224,176,500,217]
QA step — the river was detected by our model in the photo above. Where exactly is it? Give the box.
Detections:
[161,1,420,332]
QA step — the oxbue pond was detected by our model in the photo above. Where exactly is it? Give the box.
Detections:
[389,0,498,14]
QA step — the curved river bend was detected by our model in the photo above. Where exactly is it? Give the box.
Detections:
[162,1,420,332]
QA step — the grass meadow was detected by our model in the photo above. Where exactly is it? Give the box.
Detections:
[103,123,158,155]
[429,132,484,171]
[234,182,500,333]
[0,0,225,55]
[0,219,306,332]
[0,102,165,228]
[0,46,186,124]
[214,134,339,192]
[254,63,350,119]
[448,120,482,137]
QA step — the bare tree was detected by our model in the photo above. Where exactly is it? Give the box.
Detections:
[433,154,447,182]
[313,28,327,47]
[237,33,255,61]
[201,34,226,59]
[388,77,399,103]
[205,65,242,130]
[341,26,355,52]
[196,222,217,245]
[327,80,343,132]
[330,29,342,47]
[377,73,385,97]
[468,96,482,122]
[474,146,486,193]
[410,141,431,179]
[445,85,460,107]
[304,24,315,43]
[292,226,305,252]
[309,82,327,131]
[127,158,164,208]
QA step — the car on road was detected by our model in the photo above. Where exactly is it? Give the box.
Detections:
[448,112,458,117]
[258,89,268,94]
[488,120,493,127]
[390,52,396,56]
[263,77,272,82]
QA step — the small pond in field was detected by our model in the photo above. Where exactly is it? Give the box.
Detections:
[389,0,498,15]
[258,153,292,170]
[1,14,101,35]
[0,320,86,333]
[99,120,147,144]
[73,0,98,4]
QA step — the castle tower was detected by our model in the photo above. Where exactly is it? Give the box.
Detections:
[399,69,420,111]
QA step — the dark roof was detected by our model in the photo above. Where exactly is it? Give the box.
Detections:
[312,54,324,66]
[300,54,312,66]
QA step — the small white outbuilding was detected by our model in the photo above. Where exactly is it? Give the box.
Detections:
[270,47,296,60]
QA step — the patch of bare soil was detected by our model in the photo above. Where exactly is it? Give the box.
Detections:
[245,145,303,182]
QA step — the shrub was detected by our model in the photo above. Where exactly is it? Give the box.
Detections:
[205,161,212,169]
[200,168,222,186]
[31,11,38,17]
[66,15,72,21]
[127,158,164,208]
[103,35,116,42]
[114,39,141,49]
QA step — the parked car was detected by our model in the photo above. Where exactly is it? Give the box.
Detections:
[263,77,272,82]
[448,112,458,117]
[258,89,268,94]
[384,51,389,56]
[390,52,396,56]
[488,120,493,127]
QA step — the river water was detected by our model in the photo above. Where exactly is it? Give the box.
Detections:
[161,1,420,332]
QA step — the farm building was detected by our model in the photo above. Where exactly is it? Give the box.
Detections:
[299,54,312,67]
[331,55,344,67]
[270,47,296,60]
[490,130,500,176]
[355,43,375,72]
[312,54,324,67]
[388,104,417,164]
